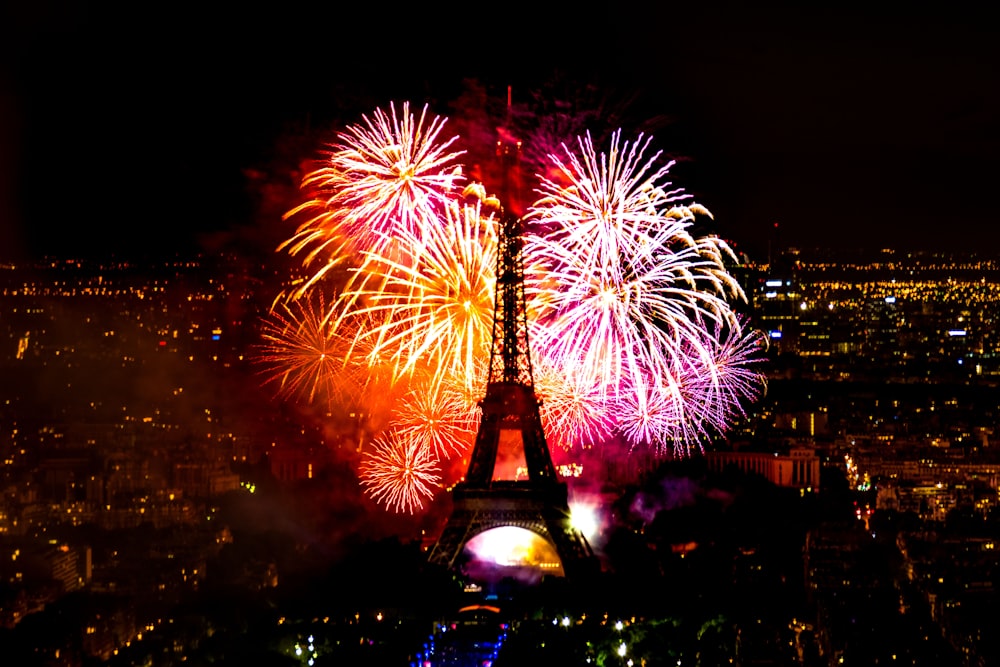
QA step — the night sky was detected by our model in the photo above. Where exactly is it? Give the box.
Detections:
[2,3,997,261]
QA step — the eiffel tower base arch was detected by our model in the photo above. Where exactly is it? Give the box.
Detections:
[427,480,598,582]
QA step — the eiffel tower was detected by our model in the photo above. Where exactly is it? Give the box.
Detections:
[427,126,597,581]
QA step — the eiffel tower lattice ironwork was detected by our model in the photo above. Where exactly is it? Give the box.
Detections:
[427,134,597,580]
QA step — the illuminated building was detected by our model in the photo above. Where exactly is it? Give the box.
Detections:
[754,249,802,356]
[706,445,820,491]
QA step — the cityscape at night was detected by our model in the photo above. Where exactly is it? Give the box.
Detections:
[5,244,1000,665]
[3,3,999,666]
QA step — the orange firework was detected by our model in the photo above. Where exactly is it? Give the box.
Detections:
[331,199,498,393]
[390,381,478,460]
[359,430,442,514]
[254,295,342,405]
[534,358,614,452]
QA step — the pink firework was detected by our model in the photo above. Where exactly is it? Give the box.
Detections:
[524,130,746,393]
[681,317,769,435]
[359,430,442,514]
[613,318,768,455]
[520,129,761,456]
[613,372,684,456]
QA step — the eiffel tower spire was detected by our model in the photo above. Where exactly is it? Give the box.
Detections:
[427,113,597,581]
[463,137,557,487]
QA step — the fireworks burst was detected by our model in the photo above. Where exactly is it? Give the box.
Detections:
[612,318,768,455]
[534,359,614,451]
[524,130,743,388]
[685,317,769,434]
[280,102,466,296]
[265,99,769,510]
[391,381,478,460]
[331,199,498,393]
[359,430,442,514]
[520,130,757,454]
[254,294,341,405]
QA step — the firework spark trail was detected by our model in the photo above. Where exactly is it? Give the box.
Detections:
[524,130,747,391]
[331,199,498,393]
[254,295,341,405]
[525,130,743,301]
[527,236,727,392]
[613,374,680,456]
[436,356,487,431]
[676,318,766,435]
[613,318,768,454]
[391,382,478,459]
[519,129,764,453]
[279,102,466,297]
[534,359,614,451]
[526,131,675,256]
[613,353,734,456]
[359,430,442,513]
[690,318,769,430]
[318,311,405,401]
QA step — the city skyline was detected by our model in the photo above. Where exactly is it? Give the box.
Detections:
[2,4,997,261]
[3,249,999,663]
